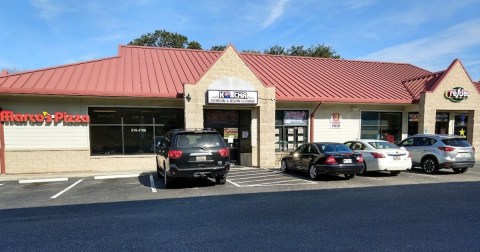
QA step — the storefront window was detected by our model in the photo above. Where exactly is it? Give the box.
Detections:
[408,112,419,136]
[275,110,308,151]
[361,112,402,142]
[435,112,449,134]
[454,113,468,138]
[88,107,184,155]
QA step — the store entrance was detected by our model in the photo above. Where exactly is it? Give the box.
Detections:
[204,109,251,165]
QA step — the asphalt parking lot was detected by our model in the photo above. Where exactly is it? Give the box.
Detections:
[1,164,479,209]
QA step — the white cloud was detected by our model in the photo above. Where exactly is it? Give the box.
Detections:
[31,0,72,21]
[361,19,480,71]
[262,0,289,28]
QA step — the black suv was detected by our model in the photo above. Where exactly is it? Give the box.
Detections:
[156,128,230,187]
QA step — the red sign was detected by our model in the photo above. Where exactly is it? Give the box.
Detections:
[0,111,90,124]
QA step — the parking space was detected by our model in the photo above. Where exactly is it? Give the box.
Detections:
[227,167,316,187]
[0,165,479,209]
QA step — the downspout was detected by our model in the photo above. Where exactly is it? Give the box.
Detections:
[310,102,322,142]
[0,107,5,174]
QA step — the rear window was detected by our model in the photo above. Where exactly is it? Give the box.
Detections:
[368,141,399,149]
[317,143,352,153]
[441,138,472,147]
[176,133,224,148]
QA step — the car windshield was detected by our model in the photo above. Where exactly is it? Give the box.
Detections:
[176,133,223,148]
[441,138,472,147]
[317,143,352,153]
[368,141,399,149]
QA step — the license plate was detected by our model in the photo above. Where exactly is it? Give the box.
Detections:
[458,153,471,158]
[393,156,400,160]
[196,156,207,161]
[343,159,352,164]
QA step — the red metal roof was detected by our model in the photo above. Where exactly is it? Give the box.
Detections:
[402,71,445,101]
[0,46,221,98]
[241,53,430,103]
[0,45,469,104]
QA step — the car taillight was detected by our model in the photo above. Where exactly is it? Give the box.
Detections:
[356,155,364,163]
[168,150,182,159]
[324,155,337,164]
[219,148,229,157]
[371,152,385,158]
[438,146,455,152]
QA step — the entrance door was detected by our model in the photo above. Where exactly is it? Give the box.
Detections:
[204,110,251,165]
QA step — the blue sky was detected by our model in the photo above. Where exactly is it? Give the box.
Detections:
[1,0,479,80]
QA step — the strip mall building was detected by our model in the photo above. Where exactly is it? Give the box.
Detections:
[0,45,479,174]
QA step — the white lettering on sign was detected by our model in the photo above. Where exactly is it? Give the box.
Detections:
[444,87,470,102]
[207,90,258,105]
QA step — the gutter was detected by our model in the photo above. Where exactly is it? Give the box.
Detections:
[310,102,322,142]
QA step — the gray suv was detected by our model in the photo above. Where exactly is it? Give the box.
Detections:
[397,134,475,174]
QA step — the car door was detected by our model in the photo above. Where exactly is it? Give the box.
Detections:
[299,144,315,171]
[398,137,423,165]
[289,144,306,170]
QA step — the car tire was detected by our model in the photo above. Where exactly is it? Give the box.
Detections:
[422,158,438,174]
[390,171,401,176]
[215,175,227,184]
[361,162,368,175]
[309,165,318,180]
[344,174,356,180]
[280,160,288,173]
[453,168,468,174]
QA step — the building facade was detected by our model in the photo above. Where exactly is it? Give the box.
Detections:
[0,45,478,174]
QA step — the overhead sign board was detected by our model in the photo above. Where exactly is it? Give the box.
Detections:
[207,90,258,105]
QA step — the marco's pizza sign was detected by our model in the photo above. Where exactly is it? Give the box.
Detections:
[0,110,90,125]
[444,87,470,103]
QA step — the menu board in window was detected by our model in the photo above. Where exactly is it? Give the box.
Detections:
[284,111,308,126]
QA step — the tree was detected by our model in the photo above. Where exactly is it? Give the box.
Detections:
[287,45,308,56]
[307,44,340,59]
[210,45,227,51]
[187,41,202,49]
[128,29,202,49]
[264,45,286,55]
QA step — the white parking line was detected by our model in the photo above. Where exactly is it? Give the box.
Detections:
[227,179,242,187]
[149,174,157,193]
[51,179,84,199]
[0,183,4,186]
[94,174,140,180]
[228,171,276,178]
[363,177,384,181]
[408,173,439,178]
[233,176,306,184]
[19,178,68,184]
[241,180,317,187]
[229,173,285,180]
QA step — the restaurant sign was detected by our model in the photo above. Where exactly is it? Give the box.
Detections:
[0,110,90,124]
[444,87,470,103]
[207,90,258,105]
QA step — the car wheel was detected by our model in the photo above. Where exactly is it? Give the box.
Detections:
[422,158,438,174]
[453,168,468,174]
[362,162,368,175]
[344,174,356,179]
[390,171,401,176]
[280,160,288,173]
[216,175,227,184]
[309,165,318,180]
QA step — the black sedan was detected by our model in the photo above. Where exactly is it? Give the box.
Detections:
[280,142,365,180]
